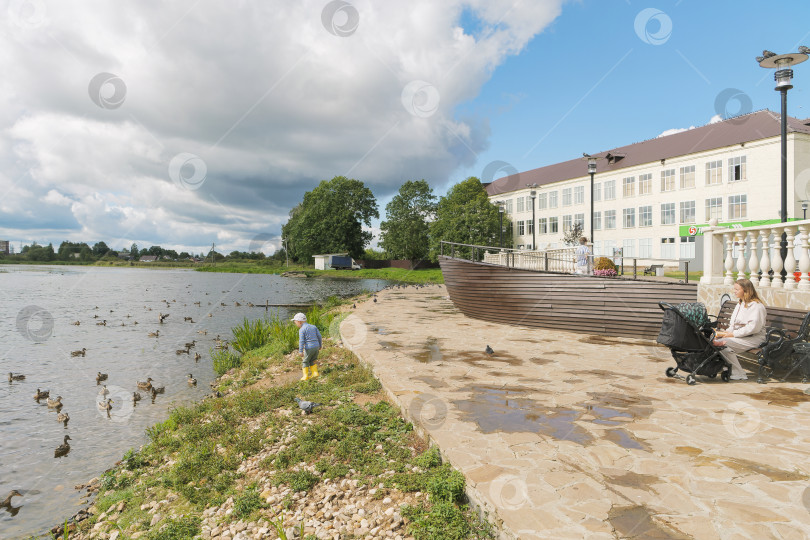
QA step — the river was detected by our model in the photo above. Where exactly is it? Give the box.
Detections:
[0,265,390,539]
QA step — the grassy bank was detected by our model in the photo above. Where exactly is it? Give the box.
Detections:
[196,264,445,284]
[61,299,491,540]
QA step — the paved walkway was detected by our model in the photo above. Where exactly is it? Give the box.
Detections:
[341,285,810,540]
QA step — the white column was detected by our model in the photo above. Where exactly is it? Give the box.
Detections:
[798,224,810,290]
[759,229,772,287]
[784,226,797,290]
[735,232,746,280]
[747,230,759,285]
[723,232,734,285]
[771,228,784,288]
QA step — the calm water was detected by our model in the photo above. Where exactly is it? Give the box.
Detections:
[0,265,389,539]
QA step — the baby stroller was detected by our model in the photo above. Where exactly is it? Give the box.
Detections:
[657,302,731,385]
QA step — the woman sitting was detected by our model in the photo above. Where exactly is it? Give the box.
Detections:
[713,278,766,381]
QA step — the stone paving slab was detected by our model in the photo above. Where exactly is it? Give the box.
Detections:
[341,285,810,540]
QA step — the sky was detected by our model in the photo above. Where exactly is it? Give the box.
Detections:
[1,0,809,256]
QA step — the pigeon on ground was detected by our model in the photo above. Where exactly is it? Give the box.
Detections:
[294,397,322,414]
[485,345,494,355]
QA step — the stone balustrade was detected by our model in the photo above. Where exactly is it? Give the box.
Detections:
[482,246,578,273]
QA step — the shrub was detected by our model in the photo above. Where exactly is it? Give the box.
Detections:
[593,268,618,277]
[594,257,616,271]
[231,317,272,353]
[212,349,241,375]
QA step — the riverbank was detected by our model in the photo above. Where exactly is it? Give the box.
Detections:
[57,293,492,540]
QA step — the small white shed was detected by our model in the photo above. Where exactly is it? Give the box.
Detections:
[313,253,348,271]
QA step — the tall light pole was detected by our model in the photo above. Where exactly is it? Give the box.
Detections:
[758,47,808,272]
[585,155,597,245]
[527,183,538,250]
[497,201,505,248]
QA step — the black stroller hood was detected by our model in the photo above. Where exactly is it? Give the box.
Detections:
[657,302,711,352]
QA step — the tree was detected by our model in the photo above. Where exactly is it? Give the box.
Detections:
[130,243,139,259]
[429,177,501,261]
[379,180,436,260]
[562,221,584,246]
[92,241,110,257]
[282,176,378,262]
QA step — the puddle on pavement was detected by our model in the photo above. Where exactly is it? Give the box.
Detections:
[608,506,691,539]
[745,388,810,407]
[586,392,654,420]
[579,335,625,346]
[412,337,443,363]
[487,371,507,377]
[413,376,447,389]
[455,350,524,367]
[571,369,618,379]
[453,385,594,445]
[718,457,807,481]
[605,428,648,450]
[378,341,402,350]
[528,357,554,366]
[564,378,585,384]
[674,446,703,456]
[544,350,566,355]
[607,472,659,490]
[647,355,669,363]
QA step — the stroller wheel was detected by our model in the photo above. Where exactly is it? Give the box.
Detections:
[686,374,696,385]
[721,371,730,382]
[665,367,678,378]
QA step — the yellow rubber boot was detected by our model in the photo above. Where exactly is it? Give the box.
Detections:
[300,367,310,381]
[310,364,319,378]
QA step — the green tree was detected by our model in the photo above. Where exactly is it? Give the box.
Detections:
[130,243,139,259]
[379,180,436,260]
[429,177,501,261]
[282,176,378,262]
[92,241,110,257]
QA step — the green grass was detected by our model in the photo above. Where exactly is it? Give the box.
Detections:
[195,262,444,283]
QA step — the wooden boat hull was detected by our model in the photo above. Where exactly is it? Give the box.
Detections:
[439,256,697,339]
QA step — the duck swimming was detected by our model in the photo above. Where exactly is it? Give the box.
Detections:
[98,385,109,396]
[1,489,22,513]
[187,374,197,386]
[70,348,87,357]
[54,435,71,458]
[98,398,113,411]
[136,377,153,390]
[132,392,142,403]
[34,388,50,400]
[47,395,63,408]
[147,330,160,338]
[56,411,70,425]
[96,372,108,384]
[8,372,25,382]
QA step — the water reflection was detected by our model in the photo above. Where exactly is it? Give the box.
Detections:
[0,264,389,537]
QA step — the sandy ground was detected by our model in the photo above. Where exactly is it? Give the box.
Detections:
[341,284,810,540]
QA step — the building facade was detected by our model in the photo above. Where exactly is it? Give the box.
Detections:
[486,110,810,266]
[0,240,9,255]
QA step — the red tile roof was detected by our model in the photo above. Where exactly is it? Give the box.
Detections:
[486,110,810,196]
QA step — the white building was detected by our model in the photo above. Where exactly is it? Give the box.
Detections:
[486,110,810,268]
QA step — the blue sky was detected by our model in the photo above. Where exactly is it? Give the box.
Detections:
[1,0,808,255]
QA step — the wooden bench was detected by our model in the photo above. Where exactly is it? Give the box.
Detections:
[715,300,810,383]
[643,264,663,276]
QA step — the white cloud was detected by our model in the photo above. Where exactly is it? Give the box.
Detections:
[0,0,563,253]
[656,114,726,139]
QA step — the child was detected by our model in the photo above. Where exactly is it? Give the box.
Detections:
[293,313,322,380]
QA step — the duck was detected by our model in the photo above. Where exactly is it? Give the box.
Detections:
[96,320,107,326]
[197,329,208,335]
[187,373,197,386]
[194,352,201,362]
[132,392,142,403]
[147,330,160,338]
[70,348,87,357]
[98,398,113,411]
[185,340,196,349]
[54,435,71,458]
[70,320,81,326]
[183,316,194,322]
[136,377,153,390]
[96,372,108,384]
[247,302,255,307]
[98,385,109,396]
[8,372,25,382]
[176,348,189,355]
[158,313,169,323]
[46,395,63,408]
[56,411,70,425]
[34,388,50,400]
[234,301,241,306]
[151,385,165,395]
[2,489,22,508]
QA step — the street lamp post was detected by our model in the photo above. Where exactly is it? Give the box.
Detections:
[527,184,538,250]
[586,156,597,245]
[803,201,808,220]
[496,201,505,248]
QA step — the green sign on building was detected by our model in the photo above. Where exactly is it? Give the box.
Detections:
[677,218,800,237]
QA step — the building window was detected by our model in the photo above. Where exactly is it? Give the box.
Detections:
[562,188,572,207]
[623,239,636,257]
[623,208,636,228]
[506,199,513,213]
[705,197,722,221]
[563,214,572,232]
[538,193,547,210]
[518,221,525,235]
[639,173,652,195]
[549,217,558,233]
[661,203,676,225]
[661,169,676,192]
[680,201,696,223]
[539,218,547,234]
[729,194,747,219]
[594,183,602,202]
[623,176,635,197]
[661,237,676,259]
[706,160,722,186]
[639,238,652,258]
[549,191,558,208]
[574,213,584,228]
[605,210,616,229]
[680,165,695,189]
[639,205,652,227]
[517,197,525,213]
[680,236,696,259]
[527,219,534,234]
[593,211,602,230]
[574,186,584,205]
[729,156,747,182]
[604,180,616,200]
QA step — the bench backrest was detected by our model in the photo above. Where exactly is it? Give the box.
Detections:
[716,300,810,339]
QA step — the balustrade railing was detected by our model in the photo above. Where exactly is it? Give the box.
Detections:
[701,220,810,290]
